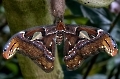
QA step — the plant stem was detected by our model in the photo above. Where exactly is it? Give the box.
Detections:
[108,13,120,33]
[3,0,63,79]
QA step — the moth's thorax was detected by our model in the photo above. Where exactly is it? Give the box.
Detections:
[56,21,66,31]
[56,21,66,45]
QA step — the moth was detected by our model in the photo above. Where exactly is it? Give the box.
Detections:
[3,21,118,72]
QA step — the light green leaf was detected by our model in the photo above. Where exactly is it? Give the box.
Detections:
[77,0,114,8]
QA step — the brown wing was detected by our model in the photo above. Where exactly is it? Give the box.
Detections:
[17,26,56,72]
[3,26,56,72]
[64,25,118,70]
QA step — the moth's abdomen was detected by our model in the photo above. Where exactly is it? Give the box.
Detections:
[56,31,64,45]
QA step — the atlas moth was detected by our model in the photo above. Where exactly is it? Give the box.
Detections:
[3,20,118,72]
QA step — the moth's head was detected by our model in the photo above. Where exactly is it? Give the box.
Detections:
[102,35,118,56]
[3,38,19,59]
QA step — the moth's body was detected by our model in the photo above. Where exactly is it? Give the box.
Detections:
[3,21,118,72]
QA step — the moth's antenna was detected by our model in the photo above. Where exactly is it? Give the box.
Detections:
[50,0,65,24]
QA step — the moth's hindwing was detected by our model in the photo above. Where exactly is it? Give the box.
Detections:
[64,25,85,70]
[64,33,84,70]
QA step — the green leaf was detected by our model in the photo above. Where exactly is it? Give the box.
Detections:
[5,61,19,75]
[77,0,114,8]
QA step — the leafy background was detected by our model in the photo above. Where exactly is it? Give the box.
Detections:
[0,0,120,79]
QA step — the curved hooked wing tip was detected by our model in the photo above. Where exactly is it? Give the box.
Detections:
[102,36,118,56]
[2,31,25,59]
[3,38,19,59]
[3,31,25,59]
[97,29,118,56]
[2,50,15,59]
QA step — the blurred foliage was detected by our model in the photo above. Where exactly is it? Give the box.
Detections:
[0,0,120,79]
